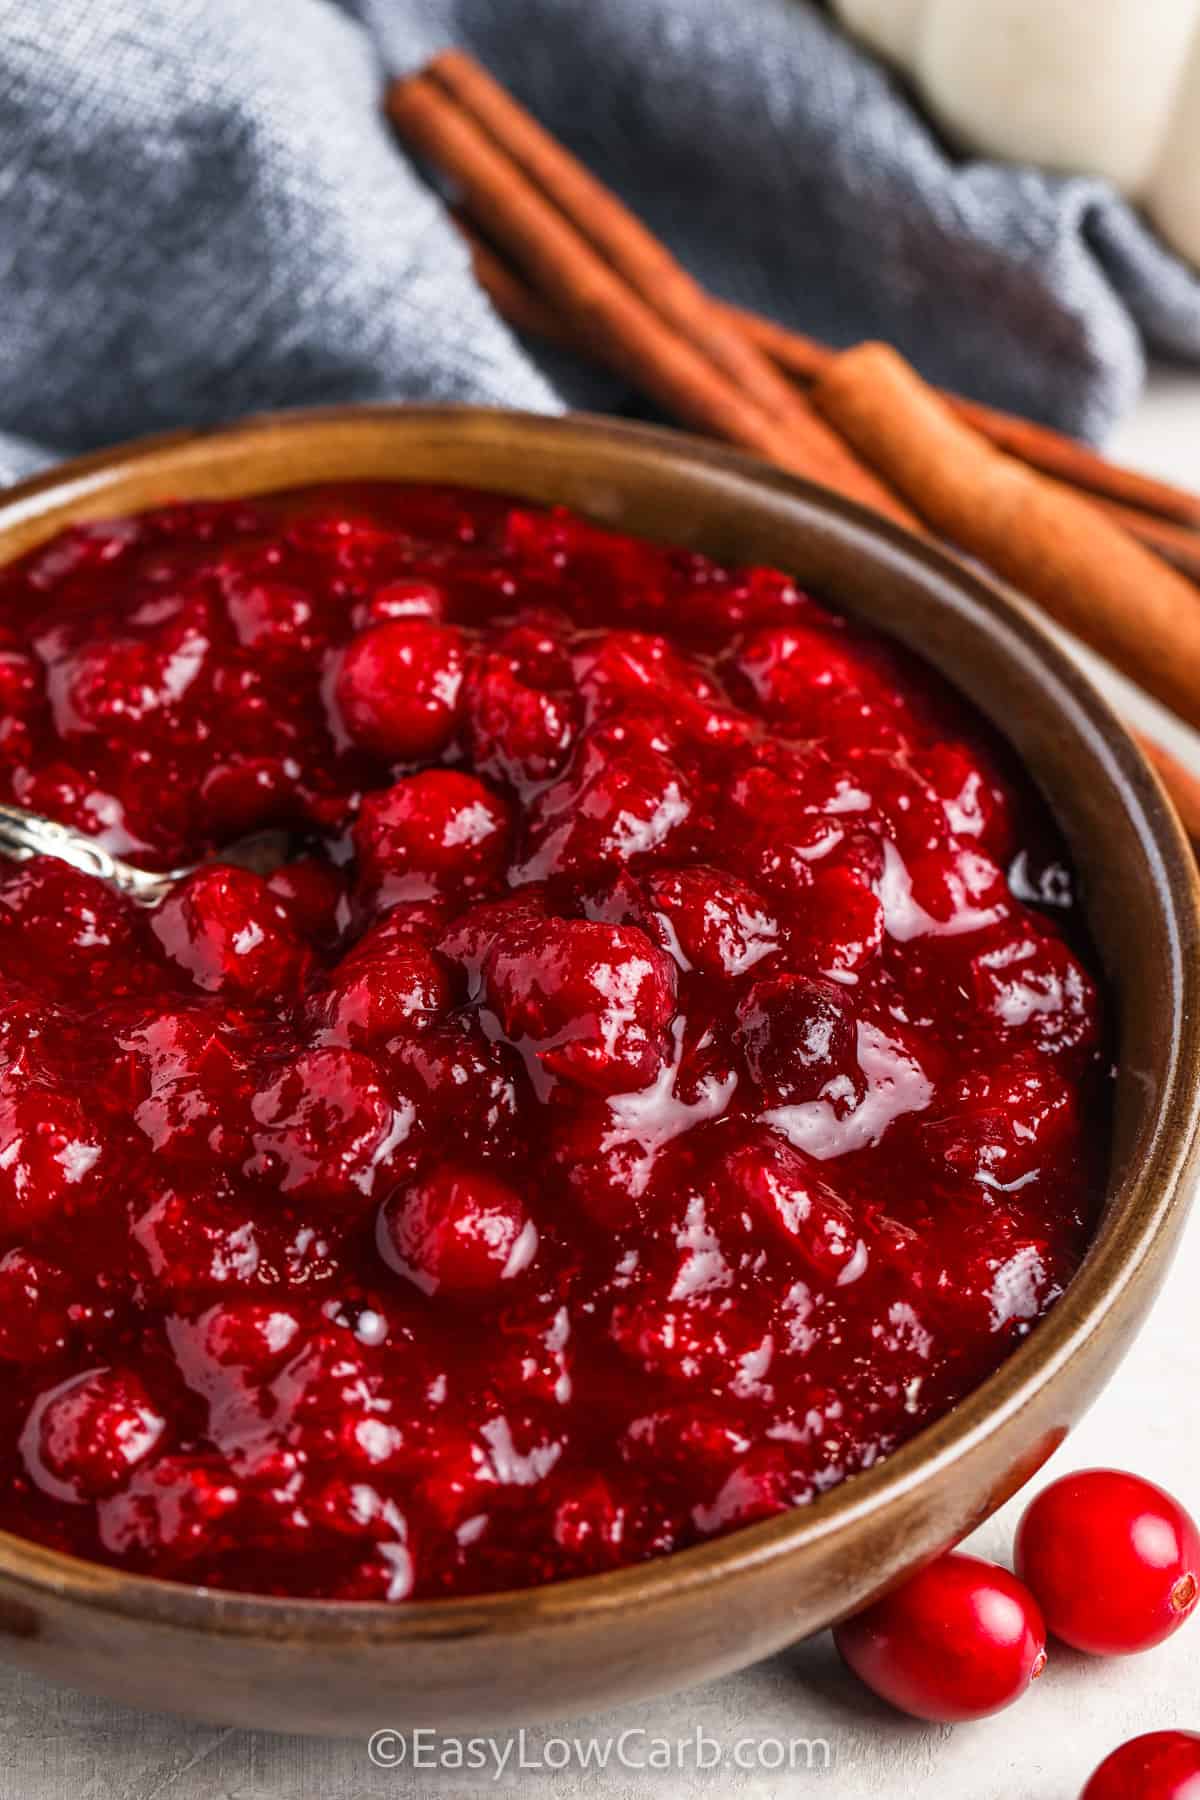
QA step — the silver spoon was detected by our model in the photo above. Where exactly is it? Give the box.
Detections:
[0,801,293,908]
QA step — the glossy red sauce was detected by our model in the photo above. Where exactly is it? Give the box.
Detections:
[0,483,1109,1599]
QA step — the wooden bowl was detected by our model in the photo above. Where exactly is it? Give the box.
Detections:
[0,407,1196,1736]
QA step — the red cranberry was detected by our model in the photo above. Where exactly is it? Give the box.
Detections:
[353,770,510,905]
[644,867,779,978]
[1016,1469,1200,1654]
[120,1010,252,1165]
[223,573,315,655]
[129,1184,267,1305]
[466,649,577,790]
[513,724,693,883]
[267,858,346,946]
[970,926,1099,1058]
[363,577,446,624]
[0,1250,74,1362]
[249,1047,402,1208]
[22,1367,167,1500]
[315,940,450,1047]
[1081,1733,1200,1800]
[833,1553,1047,1722]
[152,866,310,1002]
[379,1165,537,1297]
[734,974,859,1105]
[0,862,144,1000]
[482,915,677,1095]
[789,866,884,981]
[720,1136,866,1287]
[335,620,466,759]
[0,1086,106,1234]
[99,1455,241,1565]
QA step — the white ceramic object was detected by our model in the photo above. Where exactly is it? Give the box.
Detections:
[834,0,1200,269]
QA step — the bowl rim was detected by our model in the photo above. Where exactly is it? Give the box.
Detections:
[0,401,1197,1644]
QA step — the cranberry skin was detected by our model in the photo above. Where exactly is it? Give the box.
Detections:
[353,770,511,905]
[22,1367,167,1501]
[315,940,450,1047]
[833,1554,1047,1723]
[0,1087,106,1235]
[644,867,779,979]
[379,1166,537,1297]
[250,1047,401,1208]
[1081,1733,1200,1800]
[152,866,310,1002]
[482,915,677,1095]
[335,620,466,759]
[1016,1469,1200,1655]
[734,974,858,1105]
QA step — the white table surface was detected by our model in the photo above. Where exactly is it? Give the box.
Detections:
[2,374,1199,1800]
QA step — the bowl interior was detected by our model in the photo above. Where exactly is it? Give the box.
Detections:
[0,404,1194,1648]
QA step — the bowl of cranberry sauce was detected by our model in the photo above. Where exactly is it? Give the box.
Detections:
[0,411,1194,1734]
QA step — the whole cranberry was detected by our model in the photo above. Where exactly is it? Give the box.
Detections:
[513,724,693,884]
[379,1165,537,1297]
[315,940,450,1047]
[249,1047,401,1207]
[353,770,511,906]
[1081,1732,1200,1800]
[22,1367,167,1501]
[151,865,310,1002]
[0,1086,106,1234]
[720,1135,866,1287]
[734,974,859,1106]
[644,867,779,979]
[466,650,576,790]
[0,1250,74,1363]
[1016,1469,1200,1655]
[482,915,677,1095]
[833,1553,1047,1722]
[335,620,466,760]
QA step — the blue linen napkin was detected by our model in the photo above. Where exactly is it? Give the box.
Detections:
[1,0,1198,486]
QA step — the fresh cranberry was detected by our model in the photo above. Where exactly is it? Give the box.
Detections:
[1016,1469,1200,1654]
[22,1368,167,1500]
[152,866,310,1002]
[380,1164,537,1298]
[481,915,677,1094]
[353,770,510,905]
[1081,1733,1200,1800]
[833,1553,1047,1722]
[335,621,466,759]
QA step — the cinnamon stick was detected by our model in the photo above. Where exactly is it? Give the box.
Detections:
[388,64,917,528]
[811,342,1200,731]
[461,225,1200,579]
[427,51,807,433]
[1131,730,1200,844]
[717,300,1200,531]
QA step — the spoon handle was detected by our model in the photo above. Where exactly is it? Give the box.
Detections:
[0,802,189,907]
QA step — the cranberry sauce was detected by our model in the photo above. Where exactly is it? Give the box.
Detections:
[0,484,1108,1600]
